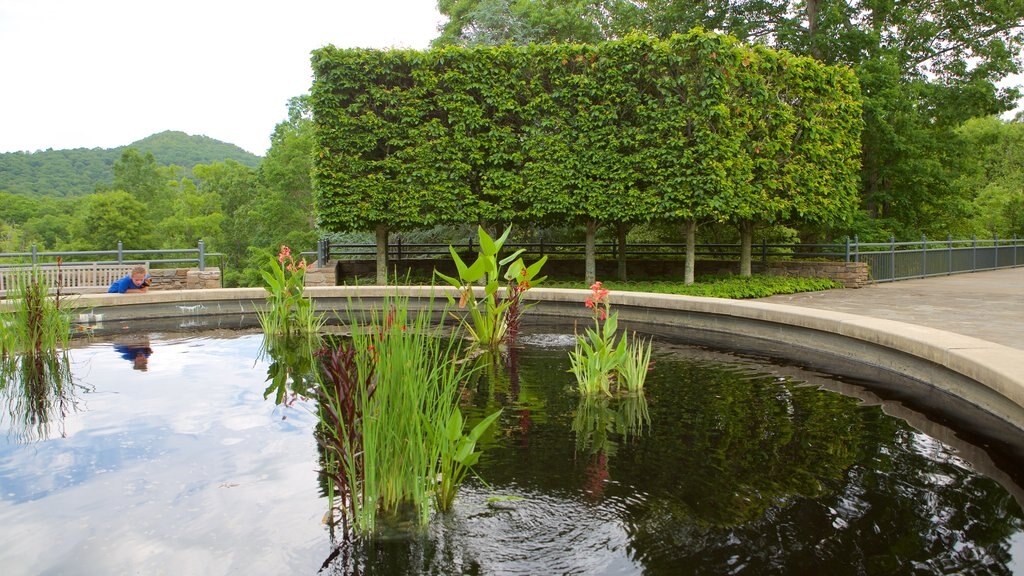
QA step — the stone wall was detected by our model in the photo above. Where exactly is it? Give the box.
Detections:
[302,262,335,287]
[760,261,870,289]
[325,259,870,288]
[148,267,222,290]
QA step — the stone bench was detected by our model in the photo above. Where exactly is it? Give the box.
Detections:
[0,263,148,297]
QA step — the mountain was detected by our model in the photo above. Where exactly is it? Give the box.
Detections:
[0,131,262,198]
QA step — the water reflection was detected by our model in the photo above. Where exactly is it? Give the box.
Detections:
[0,332,1021,576]
[258,332,320,405]
[0,351,82,442]
[112,338,153,371]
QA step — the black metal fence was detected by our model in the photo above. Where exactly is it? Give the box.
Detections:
[0,240,222,271]
[319,235,1023,283]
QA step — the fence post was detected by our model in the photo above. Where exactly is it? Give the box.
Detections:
[198,239,206,271]
[854,235,859,263]
[844,237,850,262]
[947,234,952,275]
[540,233,545,257]
[994,234,999,268]
[31,244,38,265]
[396,236,403,261]
[921,235,927,277]
[890,236,896,280]
[317,237,328,265]
[761,239,768,264]
[972,235,977,272]
[117,240,123,264]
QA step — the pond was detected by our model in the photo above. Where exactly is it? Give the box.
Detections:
[1,329,1022,575]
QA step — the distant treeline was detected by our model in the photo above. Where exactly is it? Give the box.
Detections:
[0,115,314,288]
[0,131,261,197]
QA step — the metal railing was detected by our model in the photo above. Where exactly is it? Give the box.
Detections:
[850,235,1023,283]
[319,237,848,262]
[0,240,223,272]
[320,234,1022,283]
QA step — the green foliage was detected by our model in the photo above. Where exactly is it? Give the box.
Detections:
[433,406,503,512]
[569,282,651,395]
[257,245,323,336]
[311,32,861,245]
[547,275,842,299]
[434,225,547,349]
[433,0,1024,240]
[0,131,259,198]
[0,269,78,356]
[69,190,152,250]
[316,295,499,533]
[957,116,1024,238]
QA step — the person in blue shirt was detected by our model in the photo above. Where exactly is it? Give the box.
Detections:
[108,265,151,293]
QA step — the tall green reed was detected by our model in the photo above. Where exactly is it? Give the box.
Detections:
[0,264,83,442]
[1,266,78,356]
[314,293,500,535]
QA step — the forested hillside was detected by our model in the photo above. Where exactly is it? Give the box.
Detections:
[0,99,317,288]
[0,131,261,197]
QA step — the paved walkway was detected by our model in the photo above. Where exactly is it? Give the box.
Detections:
[757,267,1024,351]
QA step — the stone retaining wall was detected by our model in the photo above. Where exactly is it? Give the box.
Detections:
[148,267,222,290]
[324,258,870,288]
[302,263,335,287]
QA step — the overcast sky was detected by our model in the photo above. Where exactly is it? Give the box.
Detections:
[0,0,443,156]
[1,1,1021,157]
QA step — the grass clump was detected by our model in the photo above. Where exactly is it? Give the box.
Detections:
[0,266,84,441]
[309,294,501,536]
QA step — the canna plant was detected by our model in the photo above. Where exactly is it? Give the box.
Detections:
[435,226,547,351]
[569,281,652,395]
[257,245,324,336]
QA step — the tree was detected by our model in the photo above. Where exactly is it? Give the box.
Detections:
[227,96,319,287]
[958,116,1024,238]
[190,160,258,284]
[157,178,225,250]
[111,149,175,223]
[438,0,1024,239]
[69,190,151,250]
[435,0,606,47]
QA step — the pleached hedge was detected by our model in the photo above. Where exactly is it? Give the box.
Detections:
[310,29,862,238]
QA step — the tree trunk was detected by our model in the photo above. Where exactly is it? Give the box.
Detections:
[684,219,697,285]
[585,219,597,286]
[739,221,753,277]
[616,223,628,282]
[806,0,823,60]
[375,223,389,286]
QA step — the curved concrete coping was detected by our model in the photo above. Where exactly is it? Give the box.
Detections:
[63,285,1024,432]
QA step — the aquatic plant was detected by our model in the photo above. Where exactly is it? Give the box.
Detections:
[569,281,652,395]
[0,351,77,442]
[259,331,321,406]
[0,265,78,357]
[0,264,84,442]
[257,245,324,336]
[435,226,547,350]
[313,294,501,534]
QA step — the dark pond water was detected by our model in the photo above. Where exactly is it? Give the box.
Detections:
[0,330,1022,575]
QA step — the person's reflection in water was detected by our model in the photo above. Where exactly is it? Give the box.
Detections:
[113,339,153,371]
